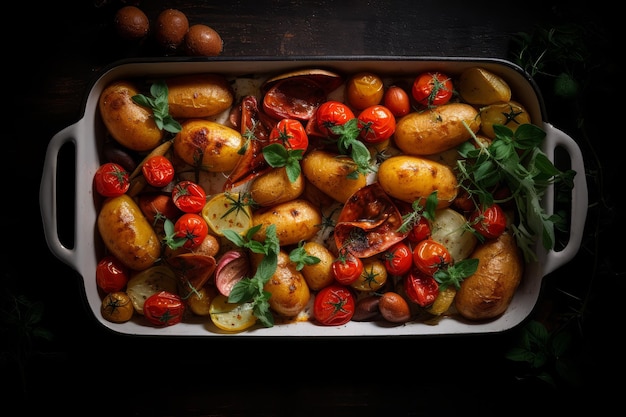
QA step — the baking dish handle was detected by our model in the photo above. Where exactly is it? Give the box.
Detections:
[40,122,79,268]
[541,122,588,276]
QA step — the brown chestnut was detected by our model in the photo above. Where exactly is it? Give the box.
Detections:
[154,8,189,51]
[184,24,223,56]
[113,5,149,40]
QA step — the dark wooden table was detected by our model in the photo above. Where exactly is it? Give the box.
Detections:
[5,0,621,415]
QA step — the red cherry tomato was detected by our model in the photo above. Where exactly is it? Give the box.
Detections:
[94,162,130,197]
[404,269,440,307]
[96,255,130,293]
[407,216,432,244]
[411,72,454,107]
[143,290,185,326]
[315,100,355,138]
[142,155,175,188]
[382,241,412,276]
[313,284,356,326]
[174,213,209,248]
[332,249,364,285]
[412,239,452,276]
[469,203,506,239]
[269,118,309,151]
[383,85,410,117]
[357,105,396,144]
[172,180,206,213]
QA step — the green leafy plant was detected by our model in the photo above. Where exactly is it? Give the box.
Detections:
[132,80,182,133]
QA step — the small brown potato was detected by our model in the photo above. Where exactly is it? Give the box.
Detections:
[99,81,164,152]
[378,292,411,323]
[352,295,382,322]
[250,167,305,207]
[101,292,135,323]
[97,194,161,271]
[166,74,233,118]
[457,67,512,105]
[429,208,477,262]
[479,101,531,139]
[454,232,524,321]
[394,103,481,155]
[345,72,384,110]
[184,24,223,56]
[301,149,367,203]
[114,6,149,40]
[154,8,189,50]
[173,119,243,172]
[377,155,458,209]
[300,241,335,291]
[251,199,322,246]
[263,250,311,317]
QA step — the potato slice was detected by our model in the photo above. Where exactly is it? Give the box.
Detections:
[457,67,511,105]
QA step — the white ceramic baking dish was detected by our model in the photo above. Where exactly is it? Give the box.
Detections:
[40,57,588,337]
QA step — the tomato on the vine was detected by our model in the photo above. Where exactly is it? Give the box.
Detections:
[172,180,206,213]
[407,216,432,244]
[143,290,185,326]
[94,162,130,197]
[357,105,396,144]
[412,239,452,276]
[411,72,454,107]
[142,155,175,188]
[313,284,356,326]
[269,118,309,151]
[469,203,506,239]
[382,241,412,276]
[332,249,364,285]
[315,100,355,138]
[383,85,410,117]
[96,255,130,293]
[174,213,209,249]
[404,269,440,307]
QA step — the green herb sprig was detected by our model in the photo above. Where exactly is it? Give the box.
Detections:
[330,118,375,178]
[262,143,304,183]
[456,122,575,262]
[132,80,182,134]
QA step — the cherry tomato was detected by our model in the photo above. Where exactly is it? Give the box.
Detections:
[269,118,309,151]
[346,72,384,110]
[332,249,364,285]
[412,239,452,276]
[96,255,130,293]
[172,180,206,213]
[101,291,134,323]
[469,203,506,239]
[411,72,454,107]
[313,284,356,326]
[357,105,396,144]
[351,258,388,292]
[143,290,185,326]
[174,213,209,249]
[407,216,432,244]
[94,162,130,197]
[404,269,440,307]
[383,85,410,117]
[315,100,355,138]
[382,241,412,276]
[142,155,175,188]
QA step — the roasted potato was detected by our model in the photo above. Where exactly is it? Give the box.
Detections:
[262,250,311,317]
[249,166,305,207]
[393,103,480,155]
[251,199,322,246]
[300,241,335,291]
[430,208,477,262]
[97,194,161,271]
[166,73,234,118]
[454,232,524,320]
[377,155,458,208]
[173,119,243,172]
[457,67,512,105]
[98,80,164,151]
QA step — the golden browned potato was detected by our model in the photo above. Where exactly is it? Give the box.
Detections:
[457,67,512,105]
[300,241,335,291]
[393,103,480,155]
[173,119,243,172]
[166,73,233,118]
[98,81,164,151]
[249,167,305,207]
[97,194,161,271]
[251,199,322,246]
[377,155,458,209]
[263,250,311,317]
[454,232,524,320]
[479,101,531,138]
[301,149,367,203]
